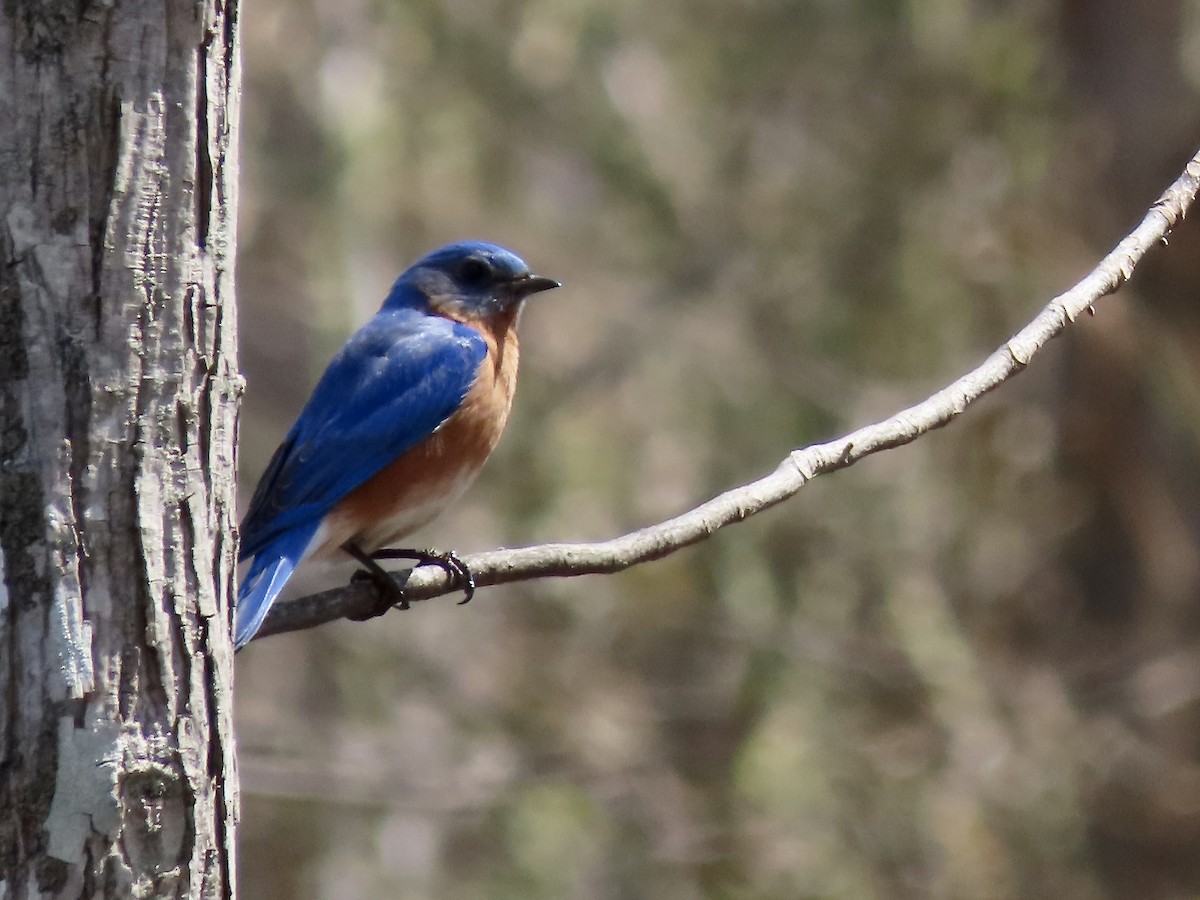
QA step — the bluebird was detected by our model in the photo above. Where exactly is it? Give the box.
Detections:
[235,241,559,648]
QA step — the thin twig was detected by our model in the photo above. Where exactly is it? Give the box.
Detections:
[255,147,1200,642]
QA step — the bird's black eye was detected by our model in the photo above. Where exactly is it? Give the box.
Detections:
[457,257,492,285]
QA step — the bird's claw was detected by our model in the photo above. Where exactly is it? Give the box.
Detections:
[368,547,476,605]
[434,549,476,605]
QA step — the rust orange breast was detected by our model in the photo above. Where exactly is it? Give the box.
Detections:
[317,315,521,555]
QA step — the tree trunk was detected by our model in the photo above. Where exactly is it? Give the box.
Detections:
[0,2,241,897]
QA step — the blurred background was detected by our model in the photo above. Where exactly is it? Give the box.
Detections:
[233,1,1200,897]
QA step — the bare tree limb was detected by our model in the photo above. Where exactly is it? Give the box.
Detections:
[254,147,1200,643]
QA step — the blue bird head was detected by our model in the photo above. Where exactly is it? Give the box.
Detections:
[386,241,559,322]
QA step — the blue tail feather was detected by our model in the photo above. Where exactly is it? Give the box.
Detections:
[235,523,320,649]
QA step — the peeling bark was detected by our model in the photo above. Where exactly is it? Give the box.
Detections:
[0,2,240,897]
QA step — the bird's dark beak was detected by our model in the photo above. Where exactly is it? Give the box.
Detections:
[511,274,561,298]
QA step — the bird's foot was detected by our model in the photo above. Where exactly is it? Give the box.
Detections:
[342,541,410,619]
[369,547,476,605]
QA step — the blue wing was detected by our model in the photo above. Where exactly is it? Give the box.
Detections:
[239,306,487,562]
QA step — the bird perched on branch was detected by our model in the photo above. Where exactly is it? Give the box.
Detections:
[235,241,559,648]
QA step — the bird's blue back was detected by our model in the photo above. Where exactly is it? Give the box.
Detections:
[239,307,487,559]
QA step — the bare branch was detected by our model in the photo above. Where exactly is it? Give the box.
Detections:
[255,147,1200,643]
